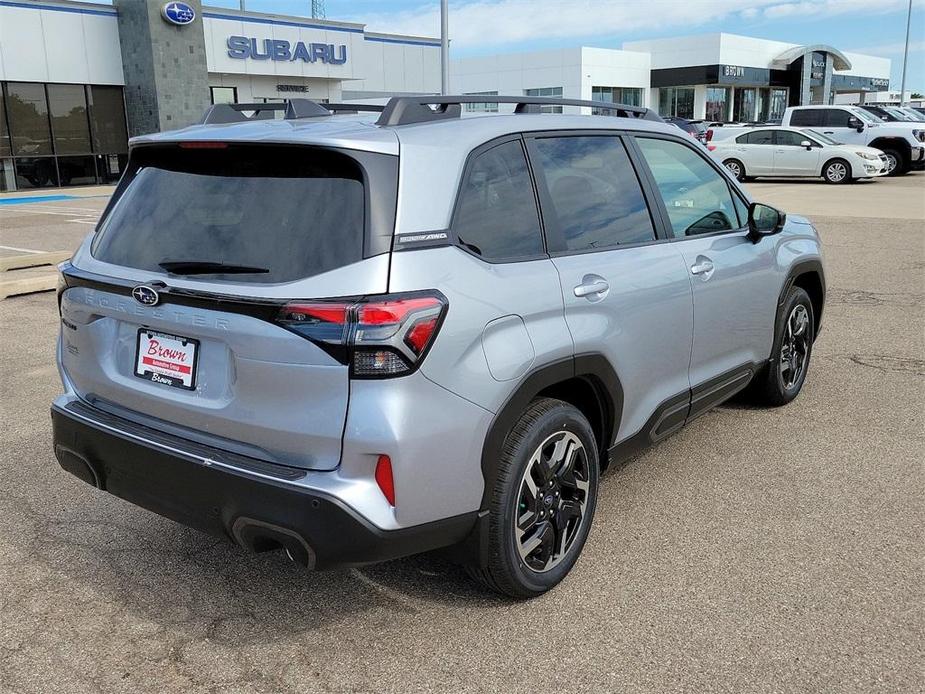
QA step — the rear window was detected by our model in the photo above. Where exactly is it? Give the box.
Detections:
[92,145,368,284]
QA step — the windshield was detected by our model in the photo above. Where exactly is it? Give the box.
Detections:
[92,145,368,284]
[883,106,913,120]
[899,107,924,121]
[849,108,883,124]
[804,129,840,145]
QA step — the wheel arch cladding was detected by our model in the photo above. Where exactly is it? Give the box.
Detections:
[450,355,622,567]
[869,137,910,159]
[778,261,825,344]
[478,354,623,511]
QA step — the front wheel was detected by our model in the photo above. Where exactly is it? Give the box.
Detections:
[880,149,907,176]
[467,398,599,598]
[822,158,851,184]
[745,286,814,407]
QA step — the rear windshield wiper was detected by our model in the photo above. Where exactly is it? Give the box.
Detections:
[158,261,270,275]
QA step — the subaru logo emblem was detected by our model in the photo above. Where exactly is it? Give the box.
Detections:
[132,285,160,306]
[162,1,196,26]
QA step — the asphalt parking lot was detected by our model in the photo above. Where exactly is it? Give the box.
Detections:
[1,174,923,693]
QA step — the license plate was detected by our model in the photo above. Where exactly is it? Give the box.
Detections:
[135,329,199,390]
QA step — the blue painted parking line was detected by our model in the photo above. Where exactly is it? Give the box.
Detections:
[0,195,79,206]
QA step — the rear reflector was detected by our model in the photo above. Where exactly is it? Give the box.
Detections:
[375,455,395,506]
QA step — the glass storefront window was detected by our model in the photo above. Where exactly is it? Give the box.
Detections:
[14,157,59,188]
[88,85,128,154]
[48,84,91,154]
[733,88,757,122]
[6,83,53,156]
[0,87,11,157]
[658,87,695,119]
[591,86,643,114]
[210,86,237,104]
[705,87,730,122]
[57,156,97,186]
[768,88,788,121]
[524,87,563,113]
[464,91,499,113]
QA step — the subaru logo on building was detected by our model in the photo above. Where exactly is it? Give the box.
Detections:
[132,285,160,306]
[162,2,196,26]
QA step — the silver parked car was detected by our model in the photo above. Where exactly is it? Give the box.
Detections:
[52,96,825,598]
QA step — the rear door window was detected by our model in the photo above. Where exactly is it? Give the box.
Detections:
[531,135,656,252]
[740,130,775,145]
[92,145,371,283]
[452,139,545,261]
[789,110,823,127]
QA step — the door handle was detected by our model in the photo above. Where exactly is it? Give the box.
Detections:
[822,130,834,134]
[690,259,715,276]
[573,276,610,298]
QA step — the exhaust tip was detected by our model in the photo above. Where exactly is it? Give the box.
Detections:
[231,517,316,569]
[54,446,102,488]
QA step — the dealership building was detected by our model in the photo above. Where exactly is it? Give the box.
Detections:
[452,33,891,123]
[0,0,893,191]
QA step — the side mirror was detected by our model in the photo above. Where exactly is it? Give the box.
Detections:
[800,140,813,150]
[847,116,864,132]
[747,202,786,242]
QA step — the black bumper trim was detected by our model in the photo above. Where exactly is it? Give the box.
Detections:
[51,401,476,569]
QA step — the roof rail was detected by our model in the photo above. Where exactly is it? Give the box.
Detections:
[375,96,664,127]
[199,99,385,125]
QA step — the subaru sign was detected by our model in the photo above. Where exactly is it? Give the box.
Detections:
[162,2,196,26]
[227,36,348,65]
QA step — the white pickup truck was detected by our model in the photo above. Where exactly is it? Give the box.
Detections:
[780,105,925,175]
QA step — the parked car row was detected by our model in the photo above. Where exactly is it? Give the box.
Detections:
[701,105,925,182]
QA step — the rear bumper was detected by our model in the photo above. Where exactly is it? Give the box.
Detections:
[51,399,476,569]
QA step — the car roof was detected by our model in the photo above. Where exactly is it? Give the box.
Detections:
[130,111,682,155]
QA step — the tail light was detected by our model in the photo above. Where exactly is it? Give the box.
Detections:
[375,455,395,506]
[706,128,714,142]
[277,291,447,378]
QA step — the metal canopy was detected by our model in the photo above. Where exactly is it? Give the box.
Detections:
[771,45,852,72]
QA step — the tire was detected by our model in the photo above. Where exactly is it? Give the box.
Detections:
[467,398,600,599]
[723,158,746,182]
[746,286,814,407]
[880,148,907,176]
[822,158,851,184]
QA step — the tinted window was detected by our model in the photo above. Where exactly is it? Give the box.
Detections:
[5,82,52,155]
[740,130,775,145]
[0,88,10,157]
[453,140,544,260]
[88,86,128,154]
[636,137,740,238]
[789,109,823,127]
[776,130,809,147]
[92,146,367,284]
[823,109,852,127]
[533,136,655,251]
[48,84,91,155]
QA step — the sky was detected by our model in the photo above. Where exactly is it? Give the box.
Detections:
[172,0,925,91]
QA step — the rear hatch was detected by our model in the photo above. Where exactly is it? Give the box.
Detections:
[59,142,397,470]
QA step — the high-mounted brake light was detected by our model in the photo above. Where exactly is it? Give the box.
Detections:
[276,291,447,378]
[178,141,229,149]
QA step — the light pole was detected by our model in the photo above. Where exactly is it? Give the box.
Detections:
[899,0,912,105]
[440,0,449,95]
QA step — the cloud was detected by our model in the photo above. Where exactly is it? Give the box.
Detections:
[346,0,923,49]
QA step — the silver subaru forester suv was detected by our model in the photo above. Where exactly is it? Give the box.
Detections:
[52,96,825,598]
